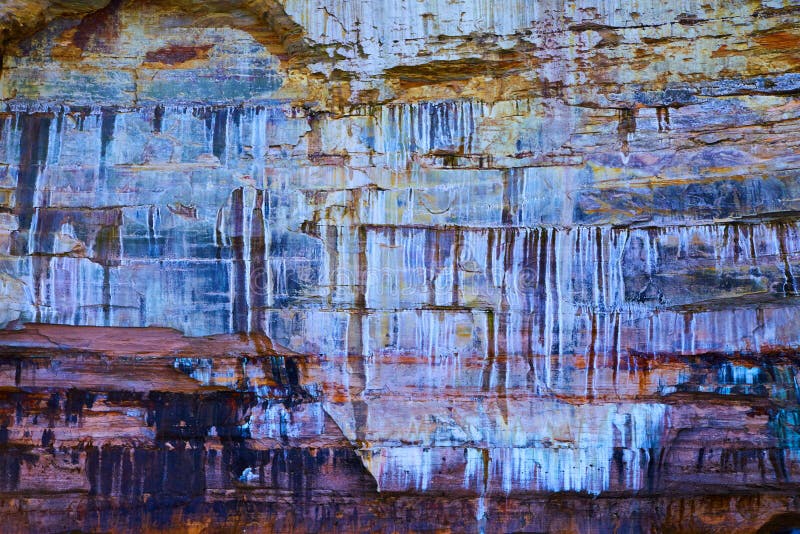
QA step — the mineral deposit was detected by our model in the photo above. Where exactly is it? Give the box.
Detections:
[2,0,800,532]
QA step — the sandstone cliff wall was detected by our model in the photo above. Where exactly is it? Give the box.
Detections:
[2,1,800,532]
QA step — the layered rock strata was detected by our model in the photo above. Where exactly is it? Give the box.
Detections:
[1,0,800,532]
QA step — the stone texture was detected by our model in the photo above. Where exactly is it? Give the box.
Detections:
[1,0,800,532]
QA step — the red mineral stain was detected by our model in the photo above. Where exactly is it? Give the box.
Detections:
[143,44,214,66]
[71,0,124,53]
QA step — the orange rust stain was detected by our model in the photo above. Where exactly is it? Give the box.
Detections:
[754,31,800,51]
[50,40,84,61]
[385,56,528,91]
[743,31,800,69]
[710,45,737,58]
[385,73,550,105]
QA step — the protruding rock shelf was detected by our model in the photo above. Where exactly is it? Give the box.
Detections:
[2,324,800,531]
[2,0,800,532]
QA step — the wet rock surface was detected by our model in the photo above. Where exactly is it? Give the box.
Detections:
[1,325,800,532]
[2,0,800,532]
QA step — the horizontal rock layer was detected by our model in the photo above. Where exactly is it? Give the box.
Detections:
[2,324,800,533]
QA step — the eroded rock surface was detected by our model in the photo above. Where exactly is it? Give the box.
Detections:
[2,0,800,532]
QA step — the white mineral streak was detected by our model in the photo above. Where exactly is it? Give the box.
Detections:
[2,0,800,507]
[359,403,667,494]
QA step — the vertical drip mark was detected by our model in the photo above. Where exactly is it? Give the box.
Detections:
[521,228,531,303]
[482,310,495,392]
[496,311,509,423]
[584,311,598,400]
[99,107,116,175]
[656,106,670,132]
[348,223,368,355]
[14,113,52,247]
[755,307,765,351]
[486,228,495,289]
[494,227,503,287]
[617,108,636,160]
[732,223,742,264]
[153,104,165,134]
[326,224,338,307]
[536,228,547,352]
[354,225,367,311]
[452,228,461,306]
[526,313,537,392]
[350,350,368,446]
[542,227,553,384]
[148,206,160,258]
[748,225,758,265]
[214,206,225,259]
[231,187,248,333]
[28,207,41,261]
[249,190,267,333]
[15,113,52,321]
[198,107,213,151]
[611,311,621,389]
[501,169,513,225]
[647,228,659,278]
[776,223,798,296]
[528,229,539,312]
[429,103,438,153]
[348,225,369,445]
[53,108,65,166]
[721,225,730,269]
[425,229,438,306]
[556,229,566,368]
[467,100,475,155]
[263,190,272,308]
[212,108,228,164]
[501,229,516,311]
[548,228,558,354]
[31,255,48,323]
[595,226,604,311]
[232,105,243,156]
[94,210,122,326]
[683,312,694,355]
[97,108,116,209]
[307,111,323,159]
[102,266,111,326]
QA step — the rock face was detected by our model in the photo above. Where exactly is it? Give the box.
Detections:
[2,0,800,532]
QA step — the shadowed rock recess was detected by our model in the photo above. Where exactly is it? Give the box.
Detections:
[3,0,800,532]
